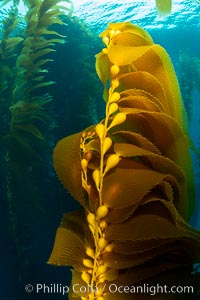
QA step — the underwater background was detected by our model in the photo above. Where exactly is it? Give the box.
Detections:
[0,0,200,299]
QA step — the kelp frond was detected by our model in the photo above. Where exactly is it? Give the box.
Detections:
[0,7,22,138]
[49,22,200,299]
[8,0,73,156]
[13,0,73,103]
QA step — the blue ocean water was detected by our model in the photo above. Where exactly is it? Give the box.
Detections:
[72,0,200,32]
[0,1,200,300]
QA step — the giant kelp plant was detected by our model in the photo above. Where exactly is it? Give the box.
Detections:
[49,22,200,299]
[0,0,73,283]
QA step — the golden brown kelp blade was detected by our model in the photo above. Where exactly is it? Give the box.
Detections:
[53,133,85,206]
[96,22,194,220]
[49,22,200,300]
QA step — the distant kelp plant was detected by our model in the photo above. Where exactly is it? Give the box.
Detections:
[0,6,22,146]
[178,51,200,121]
[48,15,104,138]
[49,22,200,300]
[0,0,73,279]
[7,0,73,155]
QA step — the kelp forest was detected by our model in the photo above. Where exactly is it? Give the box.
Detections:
[0,1,200,300]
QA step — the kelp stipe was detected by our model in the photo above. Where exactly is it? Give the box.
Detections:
[49,22,200,299]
